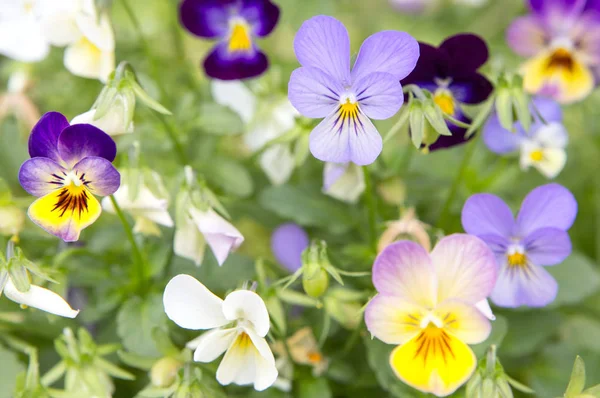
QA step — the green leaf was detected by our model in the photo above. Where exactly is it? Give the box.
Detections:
[93,357,136,380]
[259,185,354,234]
[501,311,561,357]
[547,252,600,307]
[0,345,25,398]
[511,87,531,133]
[203,157,254,198]
[465,94,495,138]
[117,294,168,357]
[423,100,452,136]
[472,315,508,358]
[297,375,332,398]
[117,350,156,371]
[565,356,586,397]
[265,295,286,336]
[198,103,244,135]
[560,316,600,354]
[409,104,425,148]
[583,384,600,397]
[131,81,171,115]
[276,289,320,308]
[152,328,180,358]
[495,88,514,131]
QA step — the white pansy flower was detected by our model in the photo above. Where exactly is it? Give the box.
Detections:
[519,122,568,179]
[211,81,299,185]
[102,170,173,237]
[0,278,79,318]
[163,274,278,391]
[0,0,50,62]
[322,163,365,203]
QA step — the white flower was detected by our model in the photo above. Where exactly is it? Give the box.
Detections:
[163,274,278,391]
[101,170,173,237]
[0,206,25,237]
[519,122,568,179]
[72,93,135,136]
[174,207,244,266]
[42,0,115,82]
[322,163,365,203]
[211,81,299,185]
[0,270,79,318]
[0,0,50,62]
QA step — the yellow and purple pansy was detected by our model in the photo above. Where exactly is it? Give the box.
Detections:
[179,0,280,80]
[18,112,120,242]
[507,0,600,103]
[401,33,493,150]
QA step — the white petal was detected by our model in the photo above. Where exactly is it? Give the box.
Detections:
[163,274,227,330]
[75,10,114,51]
[39,0,81,47]
[475,299,495,320]
[259,145,295,185]
[190,208,244,266]
[3,280,79,318]
[222,290,270,337]
[244,100,298,151]
[211,81,256,124]
[532,122,568,148]
[105,183,173,228]
[322,162,365,203]
[174,216,206,266]
[191,328,238,362]
[71,103,134,136]
[64,38,114,82]
[133,217,162,236]
[0,18,49,62]
[244,329,278,391]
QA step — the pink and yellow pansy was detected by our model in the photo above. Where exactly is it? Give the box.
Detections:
[365,234,498,397]
[18,111,120,242]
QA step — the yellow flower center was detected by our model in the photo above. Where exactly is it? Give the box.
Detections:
[340,99,359,120]
[507,252,527,268]
[307,351,323,364]
[228,22,252,53]
[23,1,34,13]
[433,90,455,115]
[52,183,90,217]
[529,149,544,162]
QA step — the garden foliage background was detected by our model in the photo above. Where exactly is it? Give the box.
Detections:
[1,0,600,397]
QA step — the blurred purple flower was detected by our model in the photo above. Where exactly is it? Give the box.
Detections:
[179,0,280,80]
[402,33,493,151]
[483,96,568,179]
[288,15,419,165]
[507,0,600,103]
[271,223,309,272]
[462,184,577,308]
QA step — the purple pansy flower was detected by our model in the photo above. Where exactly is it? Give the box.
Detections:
[287,15,419,165]
[507,0,600,104]
[18,112,120,242]
[462,184,577,308]
[271,223,309,273]
[483,96,568,179]
[179,0,280,81]
[401,33,493,151]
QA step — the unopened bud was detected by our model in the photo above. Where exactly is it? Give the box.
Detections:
[301,241,331,298]
[150,357,183,388]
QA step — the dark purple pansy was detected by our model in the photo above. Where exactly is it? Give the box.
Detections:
[18,112,120,242]
[271,223,309,273]
[401,33,493,151]
[179,0,280,80]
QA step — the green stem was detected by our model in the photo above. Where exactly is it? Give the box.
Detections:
[362,166,378,253]
[109,195,146,291]
[437,140,477,230]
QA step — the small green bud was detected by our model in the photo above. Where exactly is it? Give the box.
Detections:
[150,357,183,388]
[409,100,425,148]
[302,268,329,298]
[301,241,333,298]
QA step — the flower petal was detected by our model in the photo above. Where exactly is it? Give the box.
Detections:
[222,290,270,337]
[163,274,228,330]
[189,208,244,266]
[271,223,309,273]
[430,234,498,304]
[239,0,280,37]
[211,80,257,124]
[28,111,69,163]
[288,66,342,118]
[309,106,382,166]
[475,299,496,321]
[390,328,476,397]
[293,15,351,85]
[174,216,206,266]
[439,33,489,74]
[322,162,365,203]
[449,73,493,104]
[192,328,238,362]
[3,280,79,318]
[531,96,563,123]
[401,43,448,86]
[203,41,268,81]
[72,156,120,196]
[0,17,49,62]
[435,299,491,344]
[372,241,437,307]
[57,124,117,168]
[353,72,404,120]
[64,37,115,82]
[520,142,567,179]
[28,186,102,242]
[365,294,426,344]
[523,227,572,266]
[19,157,68,197]
[516,183,577,236]
[490,262,558,308]
[461,193,515,237]
[482,114,524,154]
[260,144,295,185]
[351,31,419,82]
[179,0,229,38]
[243,328,278,391]
[532,122,568,148]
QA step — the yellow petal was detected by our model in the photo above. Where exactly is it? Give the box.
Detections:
[389,326,476,397]
[521,48,594,104]
[28,185,101,242]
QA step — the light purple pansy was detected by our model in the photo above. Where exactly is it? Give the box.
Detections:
[18,111,120,242]
[179,0,280,80]
[462,184,577,308]
[271,223,309,273]
[288,15,419,165]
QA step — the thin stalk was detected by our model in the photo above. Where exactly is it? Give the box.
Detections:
[109,195,146,290]
[362,166,378,253]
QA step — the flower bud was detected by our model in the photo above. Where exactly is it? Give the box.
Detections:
[150,357,183,388]
[72,89,135,136]
[302,267,329,298]
[322,162,365,204]
[301,241,330,298]
[466,345,517,398]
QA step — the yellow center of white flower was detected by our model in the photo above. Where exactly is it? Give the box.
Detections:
[228,20,252,53]
[433,89,455,115]
[529,149,544,162]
